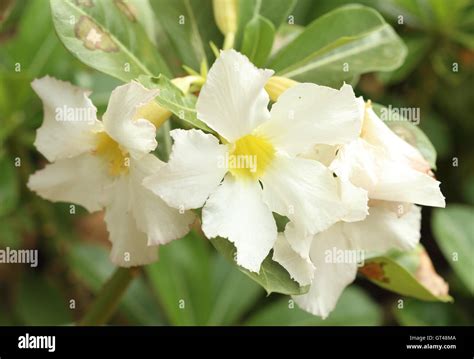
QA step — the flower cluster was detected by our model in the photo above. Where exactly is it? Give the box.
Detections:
[28,50,445,318]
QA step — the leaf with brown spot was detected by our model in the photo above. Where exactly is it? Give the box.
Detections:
[361,246,452,302]
[50,0,171,81]
[74,16,119,52]
[415,248,450,298]
[359,262,389,283]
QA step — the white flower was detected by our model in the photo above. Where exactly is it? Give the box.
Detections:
[27,76,195,267]
[273,100,446,318]
[144,50,367,272]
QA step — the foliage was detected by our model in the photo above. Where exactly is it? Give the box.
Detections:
[0,0,472,326]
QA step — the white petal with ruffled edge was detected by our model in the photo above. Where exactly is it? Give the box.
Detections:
[27,154,110,212]
[143,129,228,210]
[130,154,195,245]
[256,83,361,156]
[273,233,314,286]
[291,223,358,318]
[331,138,445,207]
[196,50,274,142]
[31,76,102,162]
[202,174,277,272]
[261,155,353,235]
[369,158,445,207]
[339,178,369,222]
[102,81,159,159]
[347,202,421,253]
[104,176,158,267]
[283,222,313,260]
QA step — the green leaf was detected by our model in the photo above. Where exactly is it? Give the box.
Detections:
[372,103,437,170]
[360,247,453,302]
[241,15,275,67]
[0,156,19,217]
[378,35,432,84]
[0,0,67,78]
[146,231,264,325]
[0,0,84,129]
[259,0,297,29]
[268,4,407,87]
[207,255,263,325]
[0,217,20,248]
[432,205,474,294]
[393,298,470,326]
[16,273,73,325]
[68,242,163,325]
[245,286,382,325]
[380,0,471,30]
[210,236,308,296]
[271,23,304,56]
[50,0,171,81]
[236,0,296,49]
[150,0,222,71]
[145,231,213,325]
[138,74,212,132]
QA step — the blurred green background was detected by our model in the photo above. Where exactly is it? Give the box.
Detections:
[0,0,473,326]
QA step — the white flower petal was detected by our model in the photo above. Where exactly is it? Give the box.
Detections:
[331,139,445,207]
[292,223,358,318]
[257,83,361,156]
[130,154,195,245]
[143,129,228,210]
[369,159,445,207]
[104,176,158,267]
[339,178,369,222]
[300,143,369,223]
[348,202,421,253]
[330,138,379,187]
[27,154,110,212]
[202,174,277,272]
[196,49,274,141]
[300,144,339,167]
[261,155,350,235]
[363,106,431,173]
[283,222,313,260]
[31,76,101,162]
[273,233,314,286]
[102,81,159,159]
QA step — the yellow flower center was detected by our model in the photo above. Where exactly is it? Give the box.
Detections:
[94,132,129,176]
[228,134,275,179]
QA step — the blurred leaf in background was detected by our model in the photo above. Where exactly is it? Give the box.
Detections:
[245,286,382,326]
[432,205,474,295]
[269,5,407,87]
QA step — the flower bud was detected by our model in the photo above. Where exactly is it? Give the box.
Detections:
[264,76,298,102]
[213,0,237,49]
[134,101,171,128]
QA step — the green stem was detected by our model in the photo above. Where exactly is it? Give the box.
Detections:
[79,267,138,326]
[162,120,172,161]
[223,32,235,50]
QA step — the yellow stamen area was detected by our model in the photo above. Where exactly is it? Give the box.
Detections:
[228,134,275,180]
[134,101,171,128]
[94,132,129,176]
